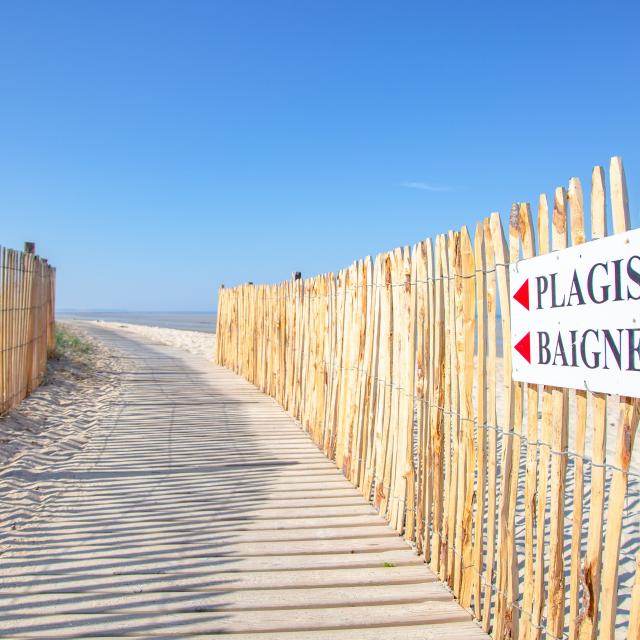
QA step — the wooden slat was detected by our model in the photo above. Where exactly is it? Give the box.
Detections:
[373,254,393,515]
[354,257,373,491]
[576,166,608,640]
[0,582,456,614]
[547,186,569,640]
[453,230,466,594]
[472,222,486,620]
[444,231,458,585]
[0,604,481,638]
[505,203,524,636]
[362,255,382,498]
[414,240,429,554]
[481,217,498,632]
[531,193,551,640]
[429,234,446,574]
[457,226,476,608]
[519,201,538,640]
[403,247,417,541]
[567,177,587,640]
[490,210,518,639]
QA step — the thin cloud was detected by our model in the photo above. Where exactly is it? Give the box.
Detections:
[401,181,455,192]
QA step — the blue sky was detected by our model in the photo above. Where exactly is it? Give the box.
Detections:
[1,0,638,311]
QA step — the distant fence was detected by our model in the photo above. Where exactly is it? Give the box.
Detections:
[0,244,56,414]
[216,157,640,640]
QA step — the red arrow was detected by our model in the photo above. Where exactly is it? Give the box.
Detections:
[513,279,529,310]
[514,332,531,363]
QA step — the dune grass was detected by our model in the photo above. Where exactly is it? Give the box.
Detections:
[54,324,94,367]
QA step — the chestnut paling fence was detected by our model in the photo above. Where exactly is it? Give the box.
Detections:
[0,245,56,414]
[215,157,640,640]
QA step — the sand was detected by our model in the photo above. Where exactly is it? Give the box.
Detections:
[0,324,124,547]
[86,319,216,362]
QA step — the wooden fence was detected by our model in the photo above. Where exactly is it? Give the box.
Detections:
[216,157,640,640]
[0,243,56,415]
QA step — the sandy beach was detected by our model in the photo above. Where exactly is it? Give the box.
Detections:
[0,320,215,549]
[0,324,124,547]
[86,320,217,362]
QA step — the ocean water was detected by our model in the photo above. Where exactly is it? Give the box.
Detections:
[57,311,217,334]
[57,310,504,353]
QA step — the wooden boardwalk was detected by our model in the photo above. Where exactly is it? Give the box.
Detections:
[0,325,488,639]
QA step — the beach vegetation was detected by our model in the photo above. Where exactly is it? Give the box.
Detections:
[54,324,94,367]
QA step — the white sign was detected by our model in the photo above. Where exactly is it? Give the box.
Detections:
[510,228,640,397]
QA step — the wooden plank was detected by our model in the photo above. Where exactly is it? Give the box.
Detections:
[339,265,353,474]
[414,240,429,554]
[402,247,417,541]
[531,193,551,640]
[452,230,465,595]
[323,273,338,453]
[505,203,524,636]
[389,247,414,535]
[567,176,587,640]
[481,218,498,632]
[327,269,346,460]
[0,582,455,614]
[9,250,16,409]
[490,210,518,639]
[386,250,401,524]
[0,627,488,640]
[444,231,459,585]
[354,257,373,491]
[473,222,486,620]
[423,237,436,563]
[361,255,382,497]
[519,201,538,640]
[342,263,360,480]
[12,524,396,548]
[0,602,481,637]
[575,166,608,640]
[438,233,451,581]
[547,186,569,640]
[457,226,476,608]
[429,234,446,573]
[0,565,437,594]
[4,536,413,560]
[373,254,394,515]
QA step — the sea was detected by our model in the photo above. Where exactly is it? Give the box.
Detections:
[57,310,503,354]
[57,311,217,334]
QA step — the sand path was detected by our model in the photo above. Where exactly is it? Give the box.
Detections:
[0,322,487,639]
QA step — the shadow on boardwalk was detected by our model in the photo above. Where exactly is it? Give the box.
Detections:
[0,325,486,639]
